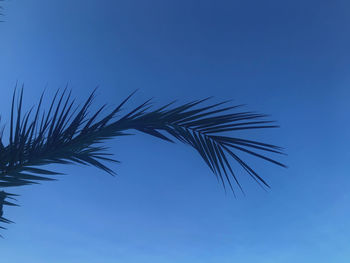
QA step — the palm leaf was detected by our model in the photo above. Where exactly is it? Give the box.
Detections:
[0,0,5,23]
[0,87,286,233]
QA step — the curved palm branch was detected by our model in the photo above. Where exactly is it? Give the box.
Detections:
[0,87,286,234]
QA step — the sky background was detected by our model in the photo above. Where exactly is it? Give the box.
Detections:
[0,0,350,262]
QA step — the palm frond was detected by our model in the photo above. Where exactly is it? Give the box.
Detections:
[0,0,5,23]
[0,87,286,232]
[0,191,18,238]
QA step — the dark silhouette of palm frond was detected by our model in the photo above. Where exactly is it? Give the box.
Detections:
[0,87,286,235]
[0,191,17,238]
[0,0,5,22]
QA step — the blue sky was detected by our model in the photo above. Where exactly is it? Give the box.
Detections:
[0,0,349,262]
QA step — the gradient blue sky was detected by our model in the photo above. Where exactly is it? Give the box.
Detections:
[0,1,349,262]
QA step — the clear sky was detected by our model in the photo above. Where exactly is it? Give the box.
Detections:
[0,1,349,262]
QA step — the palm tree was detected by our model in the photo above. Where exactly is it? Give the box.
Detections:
[0,87,286,236]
